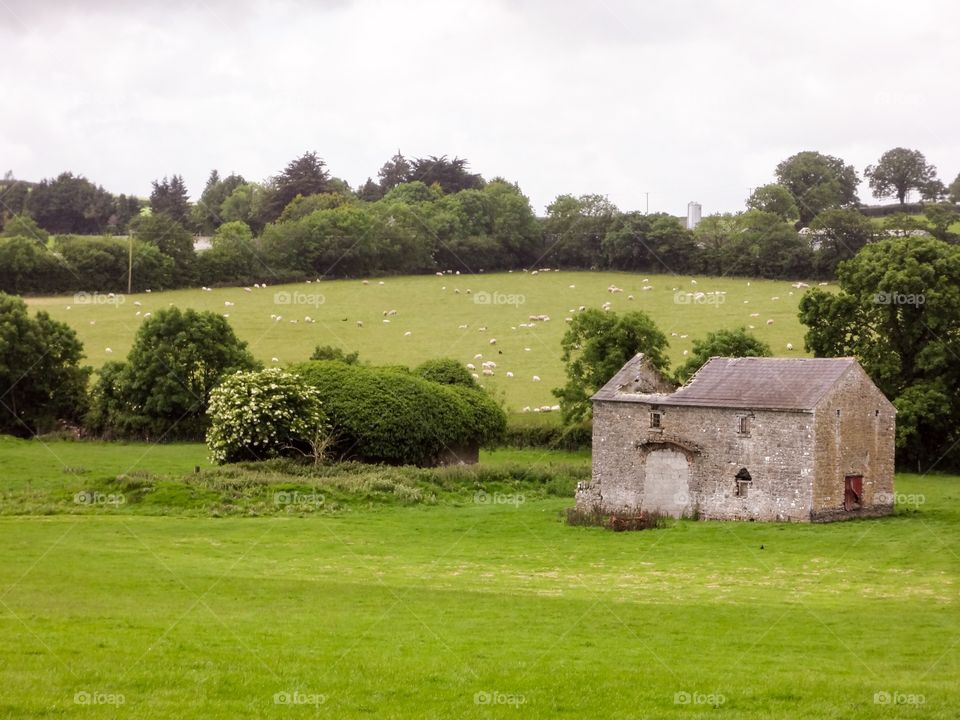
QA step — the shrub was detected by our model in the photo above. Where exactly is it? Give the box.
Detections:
[206,368,327,465]
[501,422,592,450]
[310,345,360,364]
[292,360,506,466]
[414,358,477,387]
[565,506,668,531]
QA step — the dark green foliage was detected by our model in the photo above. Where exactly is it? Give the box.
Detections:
[292,360,506,466]
[554,308,669,424]
[501,422,591,451]
[0,293,90,436]
[865,148,937,205]
[55,235,174,292]
[263,151,330,222]
[414,358,477,387]
[602,212,696,272]
[191,170,246,234]
[809,208,876,277]
[0,235,71,294]
[131,212,196,284]
[26,172,117,235]
[408,155,484,194]
[310,345,360,364]
[149,175,191,225]
[799,236,960,470]
[674,327,772,383]
[86,308,259,440]
[775,151,860,225]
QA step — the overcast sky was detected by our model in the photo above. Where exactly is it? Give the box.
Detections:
[2,0,957,216]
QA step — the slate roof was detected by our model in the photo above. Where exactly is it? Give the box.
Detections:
[594,356,861,411]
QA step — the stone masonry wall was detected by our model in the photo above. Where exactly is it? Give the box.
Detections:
[582,400,816,522]
[810,367,895,521]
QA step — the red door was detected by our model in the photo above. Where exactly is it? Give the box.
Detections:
[844,475,863,510]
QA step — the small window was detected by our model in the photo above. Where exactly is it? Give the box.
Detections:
[737,416,749,434]
[735,468,752,497]
[836,409,841,418]
[875,409,880,417]
[650,412,661,429]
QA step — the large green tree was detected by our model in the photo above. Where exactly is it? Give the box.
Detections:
[602,212,696,273]
[746,184,800,223]
[553,308,668,423]
[775,151,859,225]
[149,175,191,225]
[409,155,484,194]
[190,170,246,234]
[798,236,960,470]
[263,152,330,222]
[674,328,772,383]
[865,147,938,205]
[0,293,90,436]
[27,172,116,235]
[544,194,618,268]
[87,308,258,440]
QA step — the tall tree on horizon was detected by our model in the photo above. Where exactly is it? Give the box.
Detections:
[150,174,191,225]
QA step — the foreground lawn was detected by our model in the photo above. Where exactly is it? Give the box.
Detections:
[25,271,825,411]
[0,462,957,717]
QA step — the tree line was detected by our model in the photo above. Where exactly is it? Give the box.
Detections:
[0,148,958,295]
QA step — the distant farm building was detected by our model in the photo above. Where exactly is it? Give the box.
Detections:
[579,355,895,522]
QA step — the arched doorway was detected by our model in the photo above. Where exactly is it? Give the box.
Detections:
[642,447,692,517]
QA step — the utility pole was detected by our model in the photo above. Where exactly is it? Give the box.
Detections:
[644,192,649,214]
[127,234,133,295]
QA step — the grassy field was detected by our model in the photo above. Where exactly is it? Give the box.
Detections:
[0,436,957,718]
[25,271,827,411]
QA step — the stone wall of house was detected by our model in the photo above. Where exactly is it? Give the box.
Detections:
[582,400,816,522]
[810,367,895,521]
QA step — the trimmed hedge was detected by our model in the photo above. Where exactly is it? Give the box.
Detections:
[292,360,506,466]
[501,422,592,451]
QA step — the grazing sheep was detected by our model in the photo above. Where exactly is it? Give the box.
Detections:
[766,319,774,325]
[524,347,531,352]
[690,279,698,285]
[569,284,576,289]
[532,375,541,382]
[383,319,390,324]
[489,338,497,345]
[362,280,369,285]
[143,313,151,318]
[786,342,794,350]
[522,406,531,413]
[506,371,514,378]
[750,312,759,317]
[105,347,112,354]
[458,324,468,330]
[378,281,384,285]
[404,331,412,336]
[224,301,234,307]
[771,296,780,301]
[627,295,634,301]
[271,357,279,363]
[133,301,142,307]
[357,320,363,327]
[482,368,494,376]
[682,350,688,356]
[244,287,252,293]
[467,363,476,370]
[471,373,480,379]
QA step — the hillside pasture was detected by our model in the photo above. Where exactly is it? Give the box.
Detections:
[25,271,827,412]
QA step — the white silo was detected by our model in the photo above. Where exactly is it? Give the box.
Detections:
[686,201,702,230]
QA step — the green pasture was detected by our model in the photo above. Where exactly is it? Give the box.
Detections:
[25,271,826,411]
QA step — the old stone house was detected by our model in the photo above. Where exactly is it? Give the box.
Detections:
[578,355,896,522]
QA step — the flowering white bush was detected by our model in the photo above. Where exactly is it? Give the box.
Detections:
[206,368,326,465]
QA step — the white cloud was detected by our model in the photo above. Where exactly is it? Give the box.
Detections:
[1,0,957,215]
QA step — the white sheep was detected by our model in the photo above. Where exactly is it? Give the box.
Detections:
[786,342,794,350]
[532,375,541,382]
[766,319,774,325]
[466,363,476,370]
[404,331,412,336]
[506,371,514,378]
[482,368,494,376]
[357,320,363,327]
[489,338,497,345]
